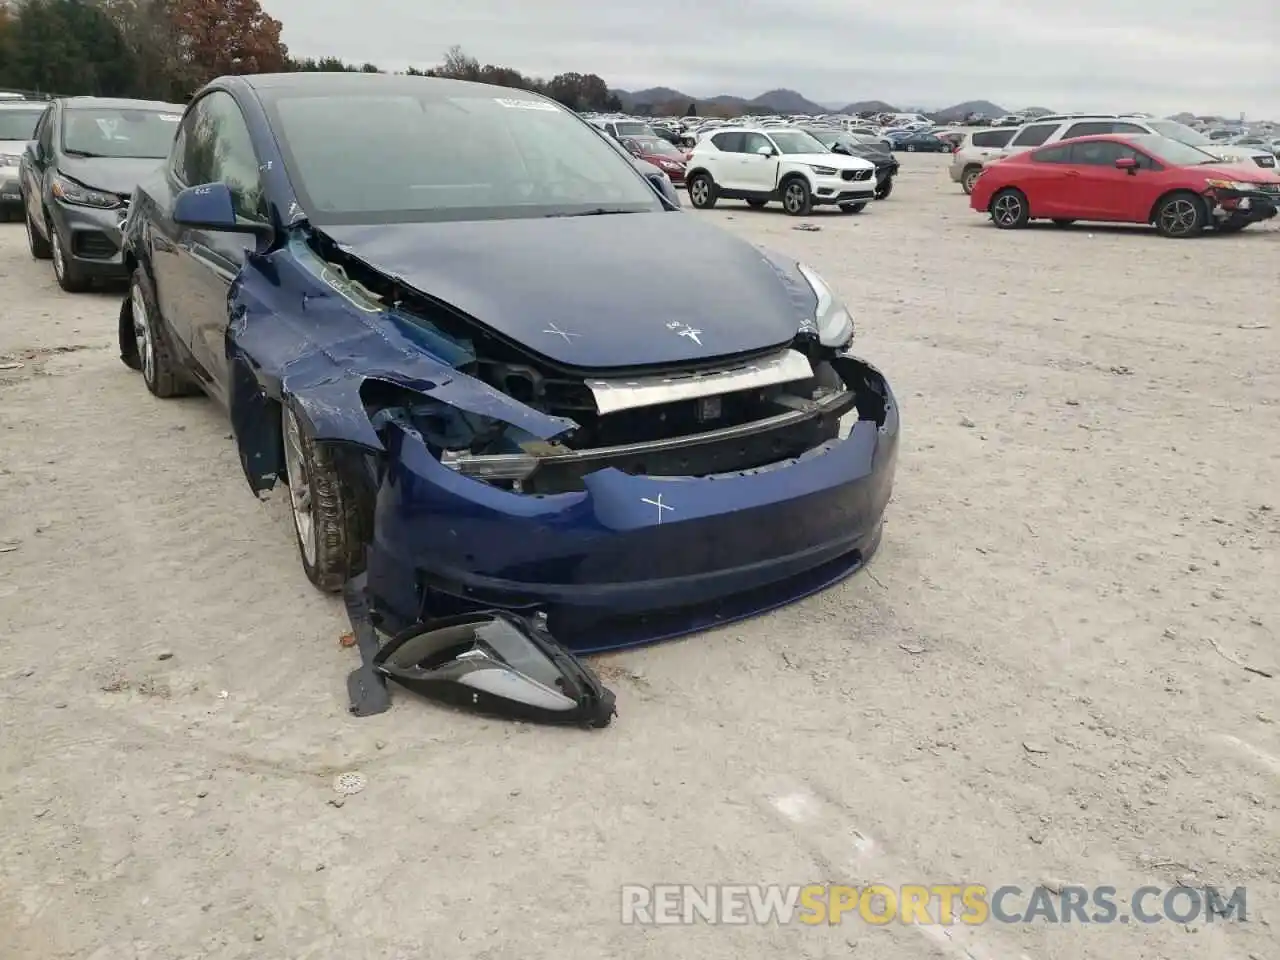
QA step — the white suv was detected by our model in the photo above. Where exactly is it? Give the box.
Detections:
[987,115,1275,171]
[949,128,1019,194]
[685,127,877,216]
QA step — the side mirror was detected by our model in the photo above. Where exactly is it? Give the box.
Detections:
[1114,157,1138,173]
[755,144,775,157]
[172,182,272,238]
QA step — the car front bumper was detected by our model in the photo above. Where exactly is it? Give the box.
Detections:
[1208,187,1278,225]
[810,172,877,205]
[47,198,130,277]
[366,355,899,653]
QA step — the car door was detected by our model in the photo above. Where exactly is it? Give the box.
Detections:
[706,131,745,189]
[1067,140,1160,221]
[738,132,780,192]
[1021,143,1077,217]
[22,105,54,228]
[162,91,268,406]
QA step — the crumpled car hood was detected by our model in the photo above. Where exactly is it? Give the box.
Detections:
[318,213,812,370]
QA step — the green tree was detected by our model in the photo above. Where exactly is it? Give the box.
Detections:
[0,0,141,96]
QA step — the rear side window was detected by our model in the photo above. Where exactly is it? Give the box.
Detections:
[972,129,1015,147]
[1011,123,1057,147]
[1111,122,1149,134]
[1032,144,1073,163]
[1063,121,1112,139]
[710,131,744,152]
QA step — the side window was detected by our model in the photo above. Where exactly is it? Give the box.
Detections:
[1111,123,1148,134]
[1011,123,1057,147]
[1070,141,1137,166]
[37,107,54,152]
[182,91,265,221]
[710,131,744,153]
[1062,122,1111,139]
[973,130,1014,147]
[1032,144,1073,163]
[741,132,772,154]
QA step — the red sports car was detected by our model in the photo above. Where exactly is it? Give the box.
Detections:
[970,133,1280,237]
[620,136,689,185]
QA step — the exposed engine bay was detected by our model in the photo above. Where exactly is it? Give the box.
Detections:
[308,231,865,495]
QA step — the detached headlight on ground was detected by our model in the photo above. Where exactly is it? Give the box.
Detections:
[797,263,854,348]
[51,175,121,209]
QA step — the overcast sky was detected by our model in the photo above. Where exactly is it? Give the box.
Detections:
[261,0,1279,119]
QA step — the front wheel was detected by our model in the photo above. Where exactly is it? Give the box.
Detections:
[127,267,192,397]
[686,173,717,209]
[282,405,371,593]
[962,167,982,195]
[874,177,894,200]
[990,188,1029,229]
[1155,192,1206,239]
[26,205,51,259]
[780,178,812,216]
[839,202,866,214]
[50,222,90,292]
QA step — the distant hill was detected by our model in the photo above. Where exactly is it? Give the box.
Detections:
[1021,106,1054,117]
[609,88,1013,121]
[840,100,898,115]
[931,100,1007,122]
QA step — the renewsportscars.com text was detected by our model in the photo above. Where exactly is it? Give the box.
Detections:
[620,883,1248,926]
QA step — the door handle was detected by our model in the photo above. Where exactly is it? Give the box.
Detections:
[1065,170,1080,177]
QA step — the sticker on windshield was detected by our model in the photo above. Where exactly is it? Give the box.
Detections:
[159,114,182,121]
[493,97,558,111]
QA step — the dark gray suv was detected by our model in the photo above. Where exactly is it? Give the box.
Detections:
[19,96,185,291]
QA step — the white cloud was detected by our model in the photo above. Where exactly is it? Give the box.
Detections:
[261,0,1280,117]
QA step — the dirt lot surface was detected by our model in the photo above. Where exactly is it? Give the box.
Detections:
[2,154,1278,960]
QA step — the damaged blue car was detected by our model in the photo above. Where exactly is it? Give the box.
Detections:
[117,72,899,654]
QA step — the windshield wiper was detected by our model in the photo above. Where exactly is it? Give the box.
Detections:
[544,208,638,218]
[63,148,109,158]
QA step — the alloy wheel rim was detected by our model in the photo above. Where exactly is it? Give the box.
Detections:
[51,229,64,279]
[785,184,804,212]
[282,407,317,566]
[965,171,980,191]
[131,283,154,384]
[691,179,708,204]
[994,195,1021,225]
[1161,199,1197,236]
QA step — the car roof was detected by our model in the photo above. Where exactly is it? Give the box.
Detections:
[237,72,546,102]
[59,96,186,111]
[0,101,46,111]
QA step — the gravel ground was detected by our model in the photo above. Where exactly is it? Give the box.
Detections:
[1,153,1278,960]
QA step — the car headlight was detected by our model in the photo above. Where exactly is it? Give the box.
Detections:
[1204,178,1256,191]
[51,174,121,209]
[808,165,838,176]
[797,263,854,348]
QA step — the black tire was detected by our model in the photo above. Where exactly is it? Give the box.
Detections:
[1154,192,1206,239]
[281,404,370,593]
[687,173,717,209]
[875,177,894,200]
[779,177,812,216]
[49,219,90,292]
[990,188,1030,229]
[127,266,193,398]
[26,205,51,259]
[839,202,867,214]
[746,198,768,209]
[961,166,982,195]
[1052,219,1075,228]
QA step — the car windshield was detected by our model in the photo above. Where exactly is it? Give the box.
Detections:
[1133,135,1222,166]
[768,130,828,154]
[613,121,654,137]
[805,129,840,145]
[265,90,664,224]
[1146,120,1212,147]
[630,137,682,157]
[0,109,44,141]
[61,107,182,158]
